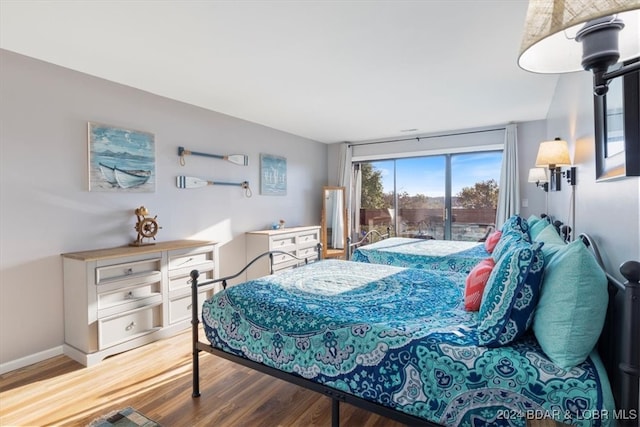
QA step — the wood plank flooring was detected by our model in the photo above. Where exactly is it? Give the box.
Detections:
[0,328,564,426]
[0,329,403,427]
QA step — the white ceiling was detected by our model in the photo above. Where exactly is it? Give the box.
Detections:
[0,0,560,144]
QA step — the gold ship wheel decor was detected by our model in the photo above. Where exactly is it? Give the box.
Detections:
[130,206,162,246]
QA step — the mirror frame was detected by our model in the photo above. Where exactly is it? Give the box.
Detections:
[321,186,348,259]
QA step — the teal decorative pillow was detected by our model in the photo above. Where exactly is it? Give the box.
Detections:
[491,229,530,263]
[529,217,550,240]
[533,239,608,368]
[534,223,566,263]
[527,214,541,228]
[478,241,545,347]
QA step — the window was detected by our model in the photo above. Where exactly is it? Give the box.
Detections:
[357,150,502,241]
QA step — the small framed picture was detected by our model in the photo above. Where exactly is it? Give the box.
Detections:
[260,153,287,195]
[88,122,155,192]
[594,59,640,181]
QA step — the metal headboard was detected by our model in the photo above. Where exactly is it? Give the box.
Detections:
[580,233,639,421]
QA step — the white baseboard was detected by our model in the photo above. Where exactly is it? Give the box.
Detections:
[0,346,63,375]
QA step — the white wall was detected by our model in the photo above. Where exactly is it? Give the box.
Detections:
[517,120,549,218]
[0,50,328,367]
[531,71,639,280]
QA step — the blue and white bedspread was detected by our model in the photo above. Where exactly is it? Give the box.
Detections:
[351,238,489,274]
[202,260,614,427]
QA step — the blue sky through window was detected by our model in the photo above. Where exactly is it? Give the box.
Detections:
[373,151,502,197]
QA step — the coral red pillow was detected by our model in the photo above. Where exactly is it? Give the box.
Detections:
[484,231,502,254]
[464,258,496,311]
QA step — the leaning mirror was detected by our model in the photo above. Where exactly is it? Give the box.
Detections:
[321,186,347,259]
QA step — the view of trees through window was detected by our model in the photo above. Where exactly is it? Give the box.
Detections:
[358,151,502,241]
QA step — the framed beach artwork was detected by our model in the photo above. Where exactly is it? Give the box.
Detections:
[260,153,287,195]
[88,122,156,192]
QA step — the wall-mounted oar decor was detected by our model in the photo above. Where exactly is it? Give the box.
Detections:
[178,146,248,166]
[176,176,252,197]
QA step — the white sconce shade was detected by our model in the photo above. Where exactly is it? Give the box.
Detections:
[535,138,572,168]
[528,167,549,183]
[518,0,640,73]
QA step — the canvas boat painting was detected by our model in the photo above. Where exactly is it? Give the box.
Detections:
[98,163,152,188]
[88,123,155,192]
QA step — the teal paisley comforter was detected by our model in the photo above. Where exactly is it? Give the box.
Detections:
[351,238,489,274]
[202,260,614,427]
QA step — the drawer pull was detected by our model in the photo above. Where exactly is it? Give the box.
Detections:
[176,257,194,267]
[125,321,136,331]
[124,268,133,276]
[125,291,134,299]
[187,303,192,311]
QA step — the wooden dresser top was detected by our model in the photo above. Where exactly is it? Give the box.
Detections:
[62,240,216,261]
[246,225,320,236]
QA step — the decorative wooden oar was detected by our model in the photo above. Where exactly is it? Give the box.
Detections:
[176,176,252,197]
[178,146,248,166]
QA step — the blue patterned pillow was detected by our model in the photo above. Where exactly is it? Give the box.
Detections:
[491,229,530,263]
[501,214,529,235]
[478,241,545,347]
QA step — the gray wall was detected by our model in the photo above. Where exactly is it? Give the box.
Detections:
[0,50,328,368]
[517,119,549,218]
[520,72,639,280]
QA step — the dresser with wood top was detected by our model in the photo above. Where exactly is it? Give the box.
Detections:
[245,226,321,280]
[62,240,218,366]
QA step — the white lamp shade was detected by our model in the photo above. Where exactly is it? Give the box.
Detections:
[528,167,549,183]
[535,139,572,167]
[518,0,640,73]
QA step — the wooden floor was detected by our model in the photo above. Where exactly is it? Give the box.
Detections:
[0,328,564,427]
[0,329,404,427]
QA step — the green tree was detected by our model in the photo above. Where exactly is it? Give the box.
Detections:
[399,192,429,208]
[456,179,499,209]
[360,163,388,208]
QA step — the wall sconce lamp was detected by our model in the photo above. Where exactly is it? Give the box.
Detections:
[518,0,640,95]
[528,167,549,192]
[535,137,572,191]
[563,166,577,186]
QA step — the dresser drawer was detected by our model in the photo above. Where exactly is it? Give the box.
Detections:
[272,261,299,274]
[297,245,319,261]
[271,235,296,251]
[97,283,162,318]
[297,230,320,248]
[168,261,215,282]
[98,304,162,349]
[168,249,214,271]
[95,258,161,285]
[168,290,212,324]
[169,268,214,292]
[271,250,298,266]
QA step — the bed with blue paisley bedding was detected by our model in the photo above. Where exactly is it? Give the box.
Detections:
[351,237,489,274]
[200,259,614,427]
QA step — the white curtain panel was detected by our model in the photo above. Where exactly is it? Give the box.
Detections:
[337,142,353,237]
[496,124,520,228]
[352,165,362,243]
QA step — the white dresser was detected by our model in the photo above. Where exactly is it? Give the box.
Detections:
[245,226,321,279]
[62,240,218,366]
